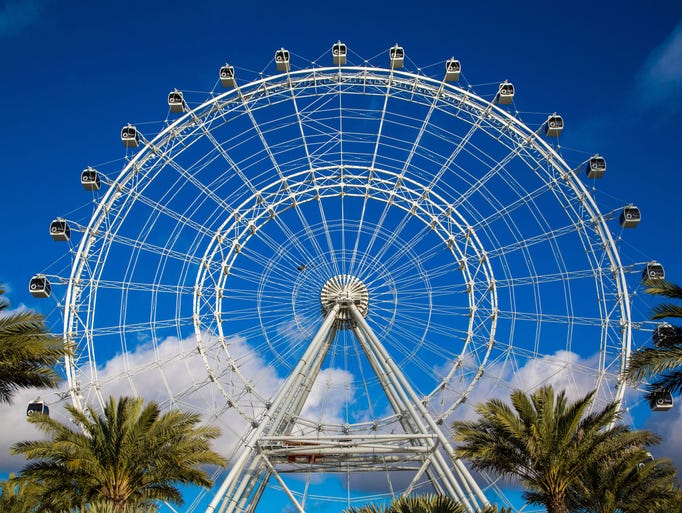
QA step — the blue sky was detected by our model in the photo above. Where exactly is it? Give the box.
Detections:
[1,0,682,511]
[2,0,681,299]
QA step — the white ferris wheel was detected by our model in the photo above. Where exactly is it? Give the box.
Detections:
[32,43,641,512]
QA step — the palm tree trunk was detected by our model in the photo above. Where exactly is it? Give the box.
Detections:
[547,493,568,513]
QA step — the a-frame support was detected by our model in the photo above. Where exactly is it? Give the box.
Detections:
[206,280,488,513]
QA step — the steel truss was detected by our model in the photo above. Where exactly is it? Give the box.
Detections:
[207,296,488,513]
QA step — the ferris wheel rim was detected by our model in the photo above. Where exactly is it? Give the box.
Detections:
[42,48,644,513]
[59,56,632,463]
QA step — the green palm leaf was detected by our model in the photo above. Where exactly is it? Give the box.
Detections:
[625,279,682,401]
[12,396,226,513]
[0,288,71,403]
[453,386,658,513]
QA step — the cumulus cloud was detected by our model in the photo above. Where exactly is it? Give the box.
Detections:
[508,350,601,401]
[651,405,682,470]
[0,328,358,474]
[0,387,59,474]
[300,368,355,425]
[1,333,652,502]
[0,332,258,474]
[635,18,682,114]
[0,0,47,38]
[436,349,606,427]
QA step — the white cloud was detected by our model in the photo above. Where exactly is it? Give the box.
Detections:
[0,387,60,474]
[508,350,600,401]
[300,368,355,425]
[436,349,606,426]
[0,329,358,475]
[0,0,46,38]
[651,405,682,468]
[636,18,682,113]
[0,332,273,474]
[6,337,670,503]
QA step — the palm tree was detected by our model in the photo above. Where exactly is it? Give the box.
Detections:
[625,279,682,400]
[12,396,226,513]
[0,474,39,513]
[568,447,680,513]
[451,386,660,513]
[0,288,70,403]
[344,494,510,513]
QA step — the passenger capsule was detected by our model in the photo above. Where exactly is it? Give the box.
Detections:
[445,58,461,82]
[168,90,184,113]
[642,261,665,281]
[544,114,564,137]
[332,41,347,65]
[585,155,606,179]
[49,219,70,241]
[121,125,139,148]
[27,401,49,417]
[81,167,101,191]
[496,81,515,104]
[389,45,404,69]
[619,205,640,228]
[219,65,236,88]
[275,48,290,72]
[649,389,673,412]
[652,322,678,348]
[29,275,51,298]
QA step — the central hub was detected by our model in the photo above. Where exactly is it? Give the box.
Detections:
[320,274,369,329]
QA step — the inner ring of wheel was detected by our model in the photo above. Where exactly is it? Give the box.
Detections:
[192,165,498,425]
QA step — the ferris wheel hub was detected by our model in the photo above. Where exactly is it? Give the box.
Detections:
[320,274,369,328]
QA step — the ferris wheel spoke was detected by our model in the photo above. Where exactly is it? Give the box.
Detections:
[229,258,300,291]
[286,74,341,276]
[111,184,218,239]
[189,102,330,272]
[103,230,213,270]
[348,67,396,276]
[358,79,447,274]
[484,222,589,260]
[360,228,444,289]
[383,318,463,358]
[453,154,529,216]
[370,255,452,294]
[493,268,606,288]
[353,196,426,277]
[234,86,332,273]
[154,146,239,217]
[420,101,493,196]
[86,279,195,295]
[462,183,564,243]
[87,315,197,337]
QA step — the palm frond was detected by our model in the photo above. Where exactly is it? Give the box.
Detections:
[12,396,227,513]
[645,369,682,397]
[624,346,682,383]
[0,291,71,403]
[644,279,682,300]
[652,304,682,320]
[452,385,657,513]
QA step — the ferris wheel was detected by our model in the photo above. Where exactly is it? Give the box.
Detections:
[33,43,638,512]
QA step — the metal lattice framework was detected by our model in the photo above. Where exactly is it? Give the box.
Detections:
[42,46,636,512]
